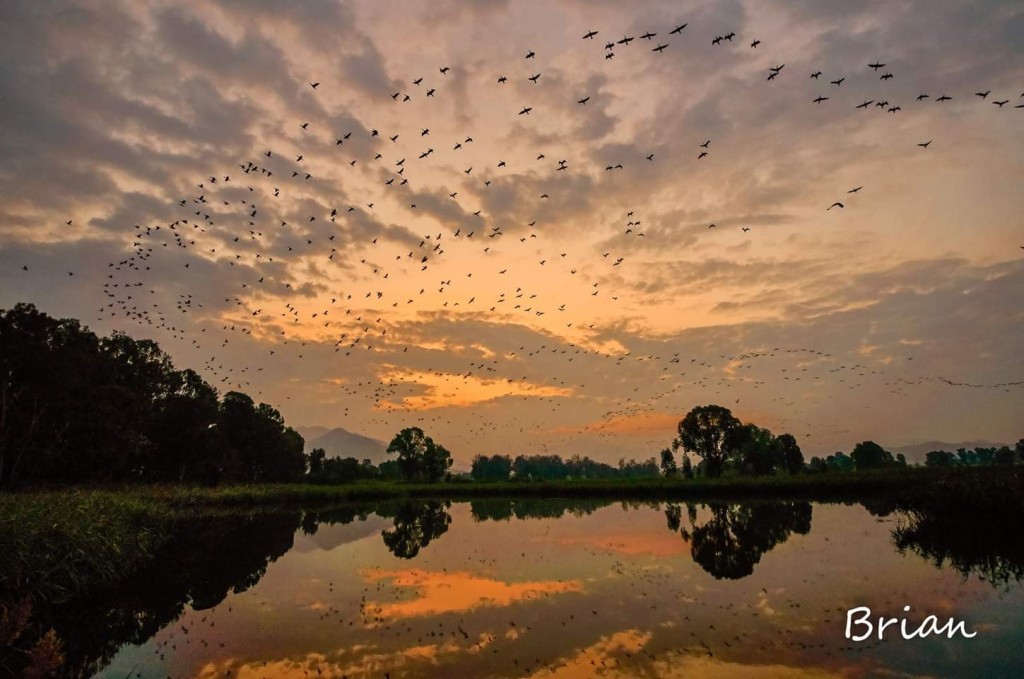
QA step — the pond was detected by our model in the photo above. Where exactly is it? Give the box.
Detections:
[52,499,1024,677]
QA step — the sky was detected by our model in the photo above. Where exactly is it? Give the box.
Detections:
[1,0,1022,465]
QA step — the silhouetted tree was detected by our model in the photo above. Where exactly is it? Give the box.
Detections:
[925,450,957,467]
[470,454,512,481]
[307,448,327,475]
[776,433,804,474]
[386,427,452,482]
[733,424,778,475]
[659,448,677,477]
[674,405,741,477]
[994,446,1017,466]
[680,453,694,479]
[850,441,894,470]
[825,451,855,472]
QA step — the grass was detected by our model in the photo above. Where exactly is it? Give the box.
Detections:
[139,464,1023,507]
[0,491,174,605]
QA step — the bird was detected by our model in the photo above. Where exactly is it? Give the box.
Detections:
[670,23,687,34]
[917,140,932,148]
[813,95,829,103]
[583,30,598,39]
[652,44,668,53]
[827,202,844,210]
[578,96,590,105]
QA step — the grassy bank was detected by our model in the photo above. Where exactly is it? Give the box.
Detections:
[0,491,174,606]
[143,464,1022,507]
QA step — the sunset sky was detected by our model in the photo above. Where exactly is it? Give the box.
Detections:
[1,0,1021,465]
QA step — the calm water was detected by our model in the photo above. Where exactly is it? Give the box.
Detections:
[54,499,1024,678]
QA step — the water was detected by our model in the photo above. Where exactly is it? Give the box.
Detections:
[52,499,1024,677]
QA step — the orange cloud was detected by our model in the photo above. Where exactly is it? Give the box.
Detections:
[374,366,573,410]
[361,568,583,619]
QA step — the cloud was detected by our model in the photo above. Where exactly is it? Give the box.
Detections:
[361,568,584,619]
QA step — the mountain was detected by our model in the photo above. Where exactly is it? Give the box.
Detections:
[295,425,331,442]
[301,427,389,464]
[890,440,1012,464]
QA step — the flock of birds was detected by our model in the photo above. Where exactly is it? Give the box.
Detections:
[11,14,1023,455]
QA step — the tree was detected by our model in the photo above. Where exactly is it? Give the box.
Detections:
[776,433,804,474]
[659,448,677,477]
[850,441,894,470]
[674,405,741,477]
[825,452,855,472]
[807,456,828,473]
[471,454,512,481]
[308,448,326,475]
[925,450,957,467]
[733,424,778,475]
[386,427,452,482]
[681,453,694,479]
[994,446,1017,466]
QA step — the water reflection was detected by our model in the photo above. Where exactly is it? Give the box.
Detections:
[46,512,303,677]
[667,501,813,580]
[893,504,1024,587]
[8,496,1024,678]
[381,500,452,559]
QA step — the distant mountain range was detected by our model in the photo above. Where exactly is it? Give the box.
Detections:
[890,440,1012,464]
[295,426,389,464]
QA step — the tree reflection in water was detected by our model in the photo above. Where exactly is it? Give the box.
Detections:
[667,501,813,580]
[892,503,1024,588]
[381,500,452,559]
[8,495,1024,677]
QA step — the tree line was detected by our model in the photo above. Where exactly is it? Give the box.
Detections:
[0,303,305,486]
[471,453,659,482]
[665,404,1023,477]
[922,445,1023,468]
[660,404,806,478]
